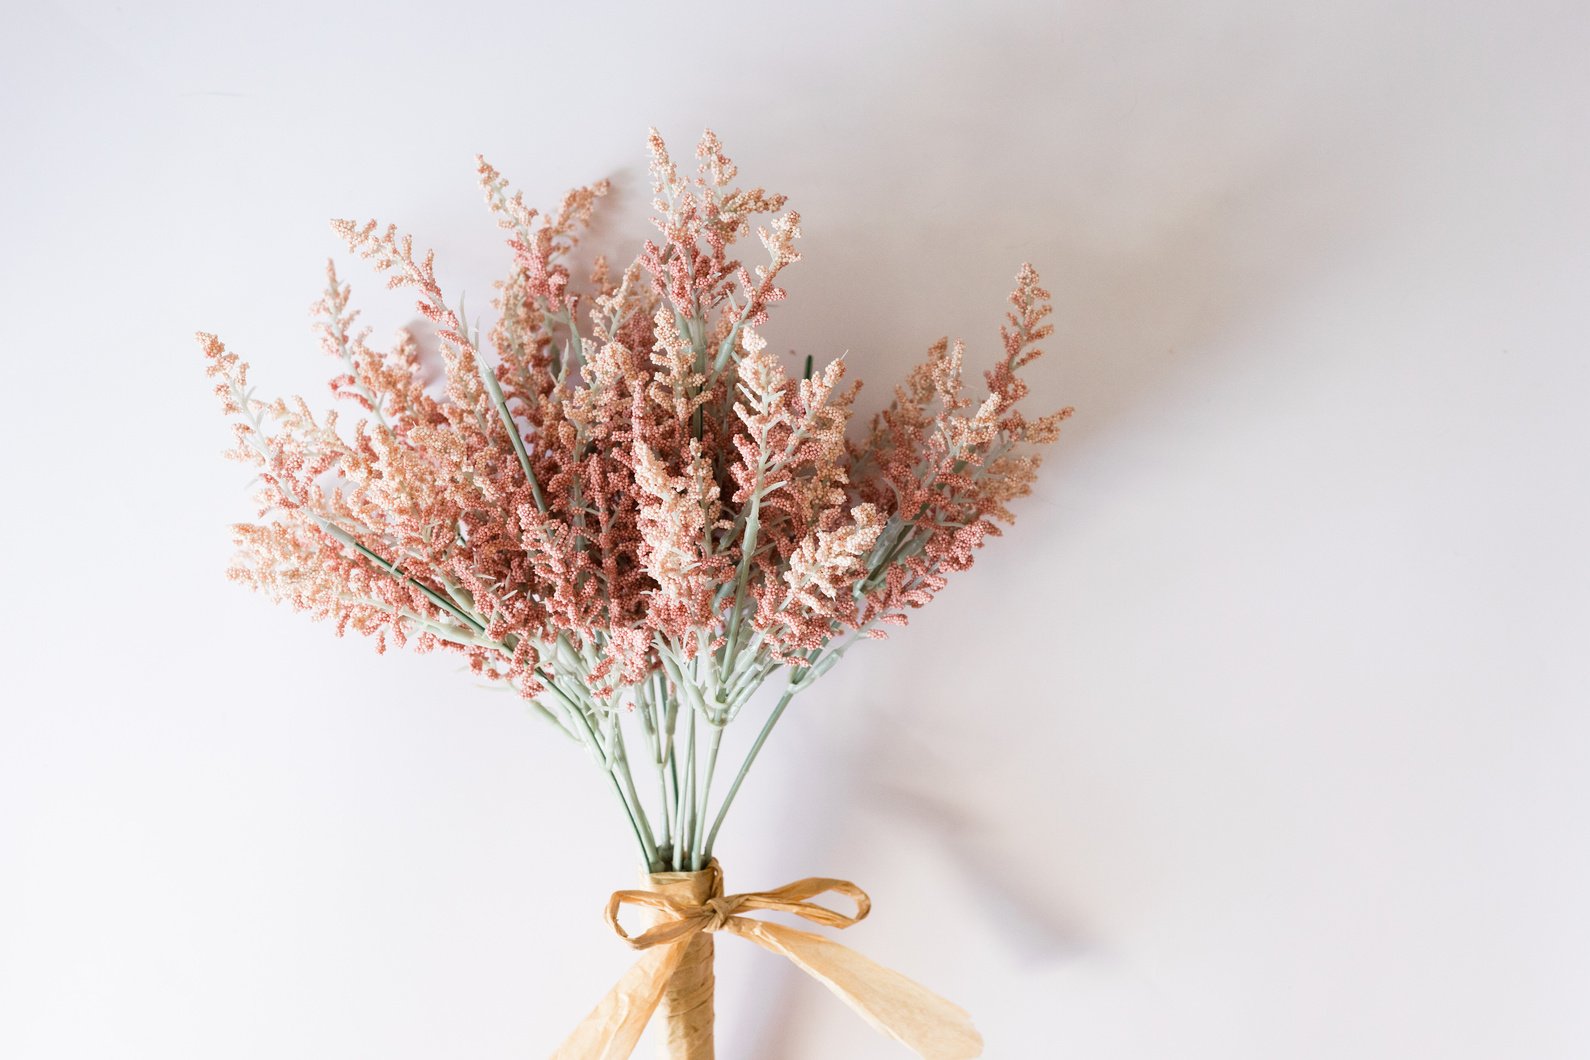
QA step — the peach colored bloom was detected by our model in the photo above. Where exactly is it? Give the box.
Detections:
[202,129,1072,871]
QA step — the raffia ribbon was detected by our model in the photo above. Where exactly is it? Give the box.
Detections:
[552,860,983,1059]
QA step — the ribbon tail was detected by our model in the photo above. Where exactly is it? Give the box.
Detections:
[727,919,983,1060]
[551,941,689,1060]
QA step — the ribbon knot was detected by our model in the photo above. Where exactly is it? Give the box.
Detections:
[558,860,982,1059]
[701,894,741,930]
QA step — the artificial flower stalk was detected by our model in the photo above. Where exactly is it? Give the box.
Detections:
[204,128,1068,1056]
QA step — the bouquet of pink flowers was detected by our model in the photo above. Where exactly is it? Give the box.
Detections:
[203,128,1069,1058]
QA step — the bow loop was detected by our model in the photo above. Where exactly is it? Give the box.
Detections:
[725,876,872,930]
[604,889,704,949]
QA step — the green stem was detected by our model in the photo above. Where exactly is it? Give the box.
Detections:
[478,354,547,513]
[540,673,651,868]
[692,724,725,870]
[610,722,661,870]
[666,733,681,864]
[643,681,673,854]
[703,681,799,857]
[656,749,673,854]
[675,710,697,871]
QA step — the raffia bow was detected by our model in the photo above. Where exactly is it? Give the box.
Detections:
[553,861,982,1059]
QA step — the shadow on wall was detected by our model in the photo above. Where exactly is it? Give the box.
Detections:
[394,8,1396,1052]
[726,7,1405,1057]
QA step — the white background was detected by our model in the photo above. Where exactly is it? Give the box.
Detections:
[3,1,1587,1056]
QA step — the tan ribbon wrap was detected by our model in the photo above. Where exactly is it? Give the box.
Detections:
[552,861,982,1059]
[648,867,717,1058]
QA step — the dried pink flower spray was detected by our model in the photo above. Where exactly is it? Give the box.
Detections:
[203,129,1071,871]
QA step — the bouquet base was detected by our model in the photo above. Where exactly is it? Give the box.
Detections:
[555,859,983,1059]
[648,865,718,1058]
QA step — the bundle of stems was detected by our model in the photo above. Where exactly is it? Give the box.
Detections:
[202,128,1070,871]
